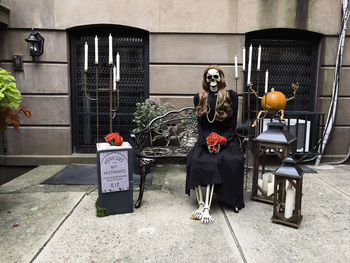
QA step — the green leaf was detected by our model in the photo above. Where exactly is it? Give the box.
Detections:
[30,206,39,211]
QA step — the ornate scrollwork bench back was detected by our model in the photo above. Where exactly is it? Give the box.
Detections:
[132,107,198,208]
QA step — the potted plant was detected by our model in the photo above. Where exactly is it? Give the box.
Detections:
[132,99,174,133]
[0,67,32,132]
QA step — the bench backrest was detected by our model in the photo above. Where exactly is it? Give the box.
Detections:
[134,107,198,151]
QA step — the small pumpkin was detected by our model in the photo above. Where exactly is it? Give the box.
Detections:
[261,90,287,111]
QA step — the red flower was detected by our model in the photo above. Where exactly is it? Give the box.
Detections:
[105,134,114,142]
[206,132,227,153]
[114,135,123,146]
[105,132,123,146]
[220,136,227,144]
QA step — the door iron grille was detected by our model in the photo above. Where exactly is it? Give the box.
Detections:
[244,29,322,157]
[70,27,149,153]
[245,29,321,117]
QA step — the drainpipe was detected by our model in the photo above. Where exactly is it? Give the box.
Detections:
[316,0,349,165]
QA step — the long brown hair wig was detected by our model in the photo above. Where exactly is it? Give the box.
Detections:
[196,65,232,121]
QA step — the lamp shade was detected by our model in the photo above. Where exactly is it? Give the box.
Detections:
[275,157,304,178]
[25,31,39,43]
[255,117,295,144]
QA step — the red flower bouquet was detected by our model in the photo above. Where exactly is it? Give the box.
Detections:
[104,132,123,146]
[206,132,227,153]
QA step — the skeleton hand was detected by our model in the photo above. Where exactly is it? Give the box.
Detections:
[208,144,221,153]
[201,206,214,224]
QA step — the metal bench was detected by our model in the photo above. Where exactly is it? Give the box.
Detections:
[131,107,198,208]
[131,107,247,208]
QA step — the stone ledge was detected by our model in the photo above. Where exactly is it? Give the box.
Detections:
[0,154,96,166]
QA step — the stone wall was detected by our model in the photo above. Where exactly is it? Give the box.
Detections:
[0,0,349,164]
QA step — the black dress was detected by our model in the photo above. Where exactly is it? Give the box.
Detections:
[185,90,245,209]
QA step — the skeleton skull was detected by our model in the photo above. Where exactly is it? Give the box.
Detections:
[206,68,220,93]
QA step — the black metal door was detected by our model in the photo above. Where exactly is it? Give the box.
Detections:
[70,26,149,153]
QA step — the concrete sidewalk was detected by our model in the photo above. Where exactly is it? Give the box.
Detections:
[0,163,349,263]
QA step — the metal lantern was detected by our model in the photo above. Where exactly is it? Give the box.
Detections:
[272,156,303,228]
[25,29,44,60]
[251,116,296,204]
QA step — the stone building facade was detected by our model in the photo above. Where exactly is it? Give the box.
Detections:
[0,0,349,165]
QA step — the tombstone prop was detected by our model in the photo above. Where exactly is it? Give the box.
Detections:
[96,142,133,215]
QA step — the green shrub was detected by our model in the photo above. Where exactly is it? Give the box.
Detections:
[132,99,174,133]
[0,67,22,110]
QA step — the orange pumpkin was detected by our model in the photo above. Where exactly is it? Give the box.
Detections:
[261,90,287,111]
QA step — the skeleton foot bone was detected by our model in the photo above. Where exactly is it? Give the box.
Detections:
[191,202,204,220]
[201,206,214,223]
[192,184,215,223]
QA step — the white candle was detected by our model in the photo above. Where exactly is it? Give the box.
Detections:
[116,52,120,82]
[113,65,116,90]
[257,45,261,71]
[268,173,275,185]
[242,48,246,71]
[234,55,238,79]
[267,182,274,196]
[84,42,88,72]
[265,69,269,93]
[109,34,113,65]
[285,180,289,190]
[284,186,296,219]
[95,35,98,64]
[247,44,252,85]
[258,179,263,189]
[262,173,269,193]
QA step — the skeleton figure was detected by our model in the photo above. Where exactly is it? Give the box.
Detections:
[206,68,220,93]
[192,69,219,223]
[186,65,244,223]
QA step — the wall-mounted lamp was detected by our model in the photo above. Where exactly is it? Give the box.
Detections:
[25,28,44,61]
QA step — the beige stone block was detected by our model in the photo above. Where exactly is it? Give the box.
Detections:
[320,36,350,66]
[20,96,70,125]
[150,65,245,95]
[318,67,350,97]
[0,63,69,94]
[5,127,72,155]
[0,30,67,62]
[53,0,159,30]
[0,3,10,26]
[2,0,55,28]
[236,0,340,34]
[150,95,193,110]
[159,0,237,33]
[307,0,342,35]
[318,98,350,126]
[323,127,350,155]
[237,0,296,33]
[150,34,245,63]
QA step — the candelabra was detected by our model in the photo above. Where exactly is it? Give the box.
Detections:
[84,68,99,142]
[255,69,261,137]
[84,64,120,142]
